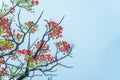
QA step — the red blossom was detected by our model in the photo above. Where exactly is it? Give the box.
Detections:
[31,28,36,33]
[15,33,23,39]
[0,58,4,66]
[56,41,71,54]
[0,18,8,24]
[39,53,54,63]
[18,49,26,55]
[49,21,57,27]
[32,0,39,5]
[45,21,63,39]
[27,21,33,27]
[0,58,4,63]
[10,7,15,13]
[18,49,34,56]
[0,18,10,30]
[1,68,8,74]
[11,55,18,60]
[0,18,12,39]
[34,40,49,53]
[35,0,39,5]
[2,31,12,39]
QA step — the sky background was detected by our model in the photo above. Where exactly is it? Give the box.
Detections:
[1,0,120,80]
[41,0,120,80]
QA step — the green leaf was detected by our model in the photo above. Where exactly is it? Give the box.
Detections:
[0,29,2,36]
[0,39,6,47]
[7,42,14,47]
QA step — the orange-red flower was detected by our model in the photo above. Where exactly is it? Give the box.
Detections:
[56,41,71,54]
[49,21,57,27]
[1,68,8,74]
[39,53,54,63]
[18,49,26,55]
[35,0,39,5]
[28,21,33,27]
[16,33,23,39]
[10,7,15,13]
[11,55,18,60]
[0,58,4,66]
[45,21,63,39]
[31,28,36,33]
[18,49,34,56]
[32,0,39,5]
[34,40,49,53]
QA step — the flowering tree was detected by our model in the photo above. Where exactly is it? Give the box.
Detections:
[0,0,74,80]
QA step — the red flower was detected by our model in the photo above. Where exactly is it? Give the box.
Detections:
[18,49,34,56]
[34,40,49,53]
[27,49,34,56]
[18,49,26,54]
[30,28,36,33]
[39,53,54,63]
[50,21,57,27]
[56,41,71,54]
[1,68,8,74]
[32,0,39,5]
[10,7,15,13]
[45,21,63,39]
[11,55,18,60]
[16,33,23,39]
[0,58,4,66]
[35,0,39,5]
[28,21,33,27]
[0,18,8,24]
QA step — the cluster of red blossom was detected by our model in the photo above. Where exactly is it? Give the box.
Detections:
[17,20,71,64]
[18,49,34,56]
[15,33,23,39]
[27,21,37,33]
[34,40,54,63]
[18,49,54,63]
[0,18,23,40]
[34,40,50,53]
[0,18,11,39]
[0,58,8,75]
[18,40,53,64]
[56,41,71,55]
[9,0,39,14]
[18,49,35,61]
[39,53,54,63]
[32,0,39,5]
[45,21,63,39]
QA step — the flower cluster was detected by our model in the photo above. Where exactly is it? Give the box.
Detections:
[28,21,33,27]
[56,41,71,54]
[0,40,14,50]
[4,42,14,50]
[0,58,4,66]
[34,40,50,53]
[32,0,39,5]
[0,18,9,32]
[18,49,34,56]
[11,54,18,60]
[0,18,11,39]
[0,58,8,75]
[24,21,38,33]
[45,21,63,39]
[1,68,8,75]
[15,33,23,40]
[39,53,54,63]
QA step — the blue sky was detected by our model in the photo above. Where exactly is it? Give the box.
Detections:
[40,0,120,80]
[1,0,120,80]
